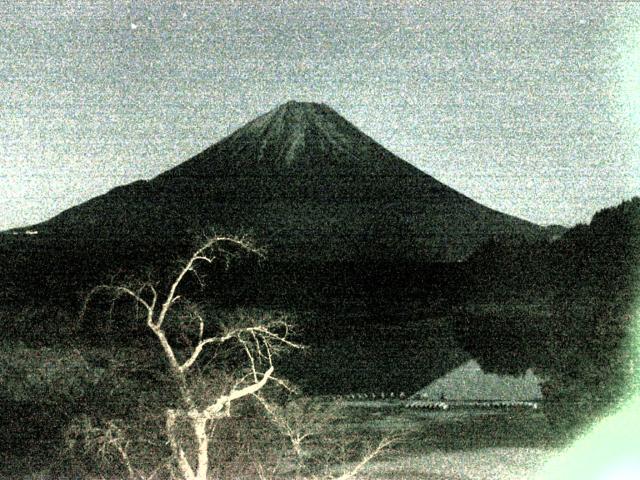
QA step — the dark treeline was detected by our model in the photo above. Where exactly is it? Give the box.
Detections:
[0,235,470,394]
[458,197,640,432]
[1,197,637,435]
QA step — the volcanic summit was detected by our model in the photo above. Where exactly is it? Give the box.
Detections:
[24,101,543,265]
[0,101,554,393]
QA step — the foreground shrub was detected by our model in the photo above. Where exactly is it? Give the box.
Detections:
[75,236,389,479]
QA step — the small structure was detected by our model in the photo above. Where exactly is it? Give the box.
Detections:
[412,359,543,407]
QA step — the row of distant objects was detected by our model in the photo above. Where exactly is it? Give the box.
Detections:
[321,393,540,411]
[405,400,539,410]
[11,230,38,235]
[326,392,407,401]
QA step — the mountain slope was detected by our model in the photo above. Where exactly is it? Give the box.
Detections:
[21,101,544,265]
[0,100,556,394]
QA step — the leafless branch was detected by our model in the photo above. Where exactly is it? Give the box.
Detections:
[79,236,299,480]
[330,436,397,480]
[202,366,275,420]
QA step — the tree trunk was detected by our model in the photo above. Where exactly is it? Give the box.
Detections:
[192,413,210,480]
[166,409,212,480]
[166,409,196,480]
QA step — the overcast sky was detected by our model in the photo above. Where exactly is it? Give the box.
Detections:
[1,1,638,230]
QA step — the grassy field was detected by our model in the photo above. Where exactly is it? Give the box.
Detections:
[2,396,562,479]
[330,402,557,480]
[322,400,559,480]
[0,334,562,479]
[341,448,558,480]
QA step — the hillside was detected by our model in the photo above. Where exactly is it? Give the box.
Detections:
[457,197,639,431]
[7,102,543,267]
[0,101,552,394]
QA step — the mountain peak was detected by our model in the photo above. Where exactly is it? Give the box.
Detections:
[30,101,544,263]
[220,100,355,169]
[276,100,327,112]
[267,99,321,122]
[261,100,334,126]
[262,100,339,127]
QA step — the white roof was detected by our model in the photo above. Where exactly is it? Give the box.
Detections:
[416,359,543,401]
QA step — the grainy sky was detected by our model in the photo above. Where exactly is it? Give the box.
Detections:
[1,1,638,230]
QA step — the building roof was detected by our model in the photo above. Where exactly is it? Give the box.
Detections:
[415,359,543,401]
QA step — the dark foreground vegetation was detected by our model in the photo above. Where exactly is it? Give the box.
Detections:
[0,198,637,477]
[1,238,394,479]
[460,197,640,434]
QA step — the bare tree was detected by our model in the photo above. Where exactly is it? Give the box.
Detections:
[80,236,394,480]
[82,236,301,480]
[254,395,396,480]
